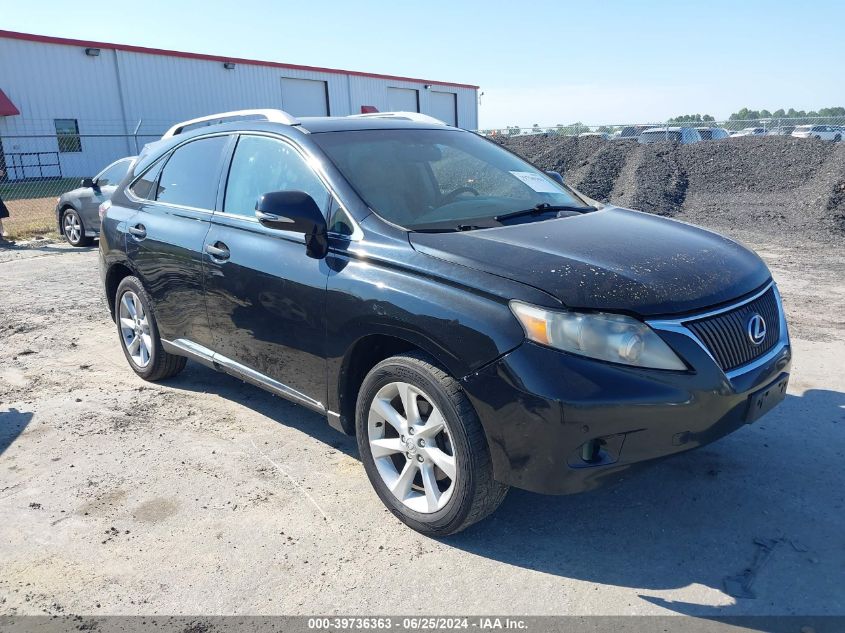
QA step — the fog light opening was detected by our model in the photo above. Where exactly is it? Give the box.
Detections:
[580,438,603,464]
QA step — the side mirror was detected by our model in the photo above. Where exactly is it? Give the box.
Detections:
[255,190,328,259]
[545,170,565,185]
[81,177,97,189]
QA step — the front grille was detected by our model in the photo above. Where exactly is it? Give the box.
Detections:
[685,287,781,371]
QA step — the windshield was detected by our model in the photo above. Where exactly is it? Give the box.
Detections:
[311,129,587,230]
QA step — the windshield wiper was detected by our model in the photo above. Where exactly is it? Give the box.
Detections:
[412,224,487,233]
[494,203,592,222]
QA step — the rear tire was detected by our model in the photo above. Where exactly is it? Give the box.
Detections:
[115,276,186,381]
[835,134,842,142]
[356,352,507,536]
[62,208,92,247]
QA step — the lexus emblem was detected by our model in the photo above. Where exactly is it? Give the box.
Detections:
[747,314,767,345]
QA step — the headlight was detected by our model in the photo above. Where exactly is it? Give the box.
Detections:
[510,301,686,370]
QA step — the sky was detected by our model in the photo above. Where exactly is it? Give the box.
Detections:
[2,0,844,128]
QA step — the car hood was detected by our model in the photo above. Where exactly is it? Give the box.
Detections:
[408,207,771,317]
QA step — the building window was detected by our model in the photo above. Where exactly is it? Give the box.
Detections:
[55,119,82,153]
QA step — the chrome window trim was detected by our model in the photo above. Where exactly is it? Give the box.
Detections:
[162,338,326,414]
[647,280,789,381]
[124,131,234,210]
[126,129,364,240]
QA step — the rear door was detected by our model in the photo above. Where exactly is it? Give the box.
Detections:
[203,133,333,408]
[126,134,233,348]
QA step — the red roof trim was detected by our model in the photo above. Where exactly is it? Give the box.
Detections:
[0,88,20,116]
[0,30,479,90]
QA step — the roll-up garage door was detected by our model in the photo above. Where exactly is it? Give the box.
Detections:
[429,91,457,126]
[280,78,329,116]
[387,87,419,112]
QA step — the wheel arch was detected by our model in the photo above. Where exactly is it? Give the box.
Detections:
[104,260,138,320]
[334,331,461,436]
[57,203,79,231]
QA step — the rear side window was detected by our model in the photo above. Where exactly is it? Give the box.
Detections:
[156,136,229,209]
[223,135,330,218]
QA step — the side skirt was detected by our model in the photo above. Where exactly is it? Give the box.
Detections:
[162,338,331,417]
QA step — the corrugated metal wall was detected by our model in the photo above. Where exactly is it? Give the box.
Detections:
[0,34,478,179]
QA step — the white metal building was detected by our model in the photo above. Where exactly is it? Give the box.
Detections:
[0,30,479,180]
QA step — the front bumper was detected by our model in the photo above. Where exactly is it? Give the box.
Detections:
[461,308,791,495]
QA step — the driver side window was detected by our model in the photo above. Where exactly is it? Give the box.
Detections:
[224,135,331,218]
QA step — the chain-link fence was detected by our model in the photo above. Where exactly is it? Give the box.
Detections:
[0,119,170,239]
[476,116,845,139]
[2,115,844,240]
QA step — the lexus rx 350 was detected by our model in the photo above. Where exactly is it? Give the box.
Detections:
[99,110,791,535]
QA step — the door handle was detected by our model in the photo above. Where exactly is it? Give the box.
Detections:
[128,224,146,239]
[205,242,230,260]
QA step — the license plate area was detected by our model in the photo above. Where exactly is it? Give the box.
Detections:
[745,373,789,423]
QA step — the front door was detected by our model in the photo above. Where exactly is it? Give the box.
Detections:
[203,133,332,408]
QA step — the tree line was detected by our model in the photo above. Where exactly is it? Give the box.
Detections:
[497,107,845,136]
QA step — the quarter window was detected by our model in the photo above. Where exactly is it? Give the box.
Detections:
[129,160,163,200]
[156,136,229,209]
[55,119,82,153]
[224,135,330,218]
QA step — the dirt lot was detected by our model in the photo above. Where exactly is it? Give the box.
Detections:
[1,231,843,617]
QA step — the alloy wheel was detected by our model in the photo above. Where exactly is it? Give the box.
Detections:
[118,291,152,368]
[63,212,82,244]
[367,381,457,513]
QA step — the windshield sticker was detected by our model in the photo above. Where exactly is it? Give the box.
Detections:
[509,171,561,193]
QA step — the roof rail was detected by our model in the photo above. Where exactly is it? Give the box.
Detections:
[162,109,300,139]
[348,111,446,125]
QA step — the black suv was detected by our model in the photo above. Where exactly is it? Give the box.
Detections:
[100,110,791,535]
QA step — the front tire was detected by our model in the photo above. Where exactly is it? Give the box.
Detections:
[62,208,92,247]
[356,352,507,536]
[115,276,186,381]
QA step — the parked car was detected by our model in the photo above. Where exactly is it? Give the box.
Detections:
[695,127,730,140]
[767,126,795,136]
[614,125,649,141]
[578,131,610,140]
[56,156,136,246]
[100,109,791,535]
[791,125,842,141]
[638,127,703,144]
[730,127,766,137]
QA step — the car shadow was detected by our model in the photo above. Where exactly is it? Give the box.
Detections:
[443,387,845,618]
[0,239,97,254]
[163,364,844,618]
[165,362,357,457]
[0,407,34,455]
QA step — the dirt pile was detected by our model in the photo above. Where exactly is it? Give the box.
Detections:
[494,134,845,242]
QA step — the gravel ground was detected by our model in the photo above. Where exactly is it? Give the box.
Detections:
[1,230,843,617]
[496,135,845,243]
